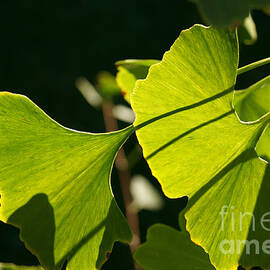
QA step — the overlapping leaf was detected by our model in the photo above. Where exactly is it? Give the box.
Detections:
[234,75,270,163]
[116,59,159,103]
[234,75,270,123]
[131,25,270,269]
[0,92,133,270]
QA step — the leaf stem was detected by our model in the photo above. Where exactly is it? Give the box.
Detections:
[237,57,270,75]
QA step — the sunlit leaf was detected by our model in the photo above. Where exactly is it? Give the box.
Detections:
[234,74,270,162]
[182,150,270,269]
[234,75,270,122]
[0,92,133,270]
[131,24,270,269]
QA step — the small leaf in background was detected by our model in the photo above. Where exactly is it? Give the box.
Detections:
[238,14,258,45]
[191,0,270,27]
[234,75,270,122]
[96,71,121,99]
[134,223,215,270]
[130,175,164,211]
[234,75,270,162]
[0,263,43,270]
[0,92,133,270]
[116,59,159,103]
[132,25,240,198]
[131,24,270,269]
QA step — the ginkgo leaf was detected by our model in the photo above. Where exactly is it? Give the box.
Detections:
[0,92,133,270]
[131,24,270,269]
[0,263,43,270]
[182,150,270,269]
[234,76,270,162]
[116,59,159,103]
[234,75,270,123]
[133,223,215,270]
[191,0,270,27]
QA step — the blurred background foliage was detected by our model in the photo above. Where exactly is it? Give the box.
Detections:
[0,1,269,269]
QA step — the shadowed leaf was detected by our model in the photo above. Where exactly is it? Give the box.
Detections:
[134,224,215,270]
[234,75,270,122]
[0,92,133,270]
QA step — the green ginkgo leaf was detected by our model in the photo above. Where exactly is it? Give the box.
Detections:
[134,223,215,270]
[0,92,133,270]
[116,59,159,103]
[191,0,270,27]
[182,150,270,269]
[131,24,270,269]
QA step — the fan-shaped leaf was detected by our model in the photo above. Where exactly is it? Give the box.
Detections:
[131,25,270,269]
[0,92,133,270]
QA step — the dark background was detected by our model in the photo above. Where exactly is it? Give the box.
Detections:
[0,1,269,269]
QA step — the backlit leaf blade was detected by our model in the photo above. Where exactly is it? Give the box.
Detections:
[183,149,270,269]
[131,25,260,198]
[116,59,159,103]
[234,75,270,122]
[134,224,215,270]
[131,25,270,269]
[0,92,133,270]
